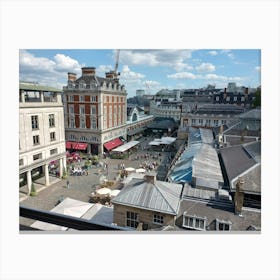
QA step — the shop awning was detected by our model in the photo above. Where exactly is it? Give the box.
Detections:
[66,142,88,150]
[66,141,76,149]
[75,143,88,150]
[104,138,123,151]
[112,141,139,153]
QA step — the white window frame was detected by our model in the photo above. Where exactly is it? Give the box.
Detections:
[80,118,86,128]
[191,119,196,125]
[91,118,97,129]
[91,106,96,115]
[69,95,74,102]
[69,105,74,115]
[80,105,85,116]
[50,132,56,142]
[80,95,85,102]
[91,95,97,102]
[183,212,206,231]
[215,219,232,231]
[69,118,75,128]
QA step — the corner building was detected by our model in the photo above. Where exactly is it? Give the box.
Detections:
[63,67,127,155]
[19,83,66,194]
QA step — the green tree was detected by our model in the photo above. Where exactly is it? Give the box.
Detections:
[253,88,261,108]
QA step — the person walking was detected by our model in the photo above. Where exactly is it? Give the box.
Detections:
[66,180,70,189]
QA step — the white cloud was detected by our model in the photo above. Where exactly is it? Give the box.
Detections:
[209,50,218,56]
[255,66,261,72]
[144,80,161,87]
[205,73,242,82]
[19,50,83,87]
[53,54,81,72]
[121,65,145,80]
[96,65,113,75]
[119,49,193,71]
[195,63,215,73]
[167,72,197,79]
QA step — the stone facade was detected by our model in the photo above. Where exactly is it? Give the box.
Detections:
[113,204,176,230]
[19,83,66,194]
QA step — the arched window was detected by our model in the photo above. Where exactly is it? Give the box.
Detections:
[132,113,138,122]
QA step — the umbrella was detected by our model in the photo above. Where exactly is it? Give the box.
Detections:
[125,167,135,172]
[96,187,111,196]
[136,168,146,173]
[110,189,121,198]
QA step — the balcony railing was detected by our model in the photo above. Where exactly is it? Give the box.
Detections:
[20,205,132,231]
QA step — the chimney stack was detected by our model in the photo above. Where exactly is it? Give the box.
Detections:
[68,72,77,82]
[223,88,227,100]
[234,177,245,216]
[82,67,96,76]
[144,172,157,184]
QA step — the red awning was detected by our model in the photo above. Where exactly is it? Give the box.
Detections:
[75,143,88,150]
[66,141,76,149]
[104,138,123,151]
[66,142,88,150]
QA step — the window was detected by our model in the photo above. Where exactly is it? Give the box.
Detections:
[215,219,231,231]
[206,119,211,125]
[221,120,227,125]
[241,96,245,101]
[19,159,24,166]
[91,118,97,129]
[50,132,56,141]
[80,106,85,115]
[50,148,57,155]
[33,153,42,161]
[234,96,237,101]
[69,118,75,128]
[183,212,206,231]
[69,95,74,102]
[153,214,164,225]
[191,119,196,125]
[33,135,40,145]
[69,105,74,115]
[31,115,39,130]
[91,106,96,115]
[49,114,55,127]
[80,95,85,102]
[199,119,203,124]
[126,211,139,228]
[80,118,85,128]
[91,95,97,102]
[216,96,219,101]
[214,119,219,126]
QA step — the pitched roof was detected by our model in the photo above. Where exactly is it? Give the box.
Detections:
[177,199,261,231]
[111,178,183,215]
[220,143,261,192]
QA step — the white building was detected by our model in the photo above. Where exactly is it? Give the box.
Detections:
[19,82,66,194]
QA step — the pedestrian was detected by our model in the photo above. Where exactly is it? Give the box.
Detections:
[66,180,70,189]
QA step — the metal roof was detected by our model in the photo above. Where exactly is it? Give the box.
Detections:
[111,178,183,215]
[20,83,62,92]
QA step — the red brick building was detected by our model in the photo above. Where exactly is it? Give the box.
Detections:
[63,67,127,155]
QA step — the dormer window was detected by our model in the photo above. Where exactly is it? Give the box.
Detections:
[183,212,207,231]
[215,218,232,231]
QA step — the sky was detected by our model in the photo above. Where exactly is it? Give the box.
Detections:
[19,49,261,97]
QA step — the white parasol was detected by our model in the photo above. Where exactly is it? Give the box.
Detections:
[136,168,146,173]
[125,167,135,172]
[96,187,111,196]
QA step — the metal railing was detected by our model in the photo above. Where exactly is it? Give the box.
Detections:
[20,206,132,231]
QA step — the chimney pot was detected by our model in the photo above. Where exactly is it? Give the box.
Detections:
[68,72,77,82]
